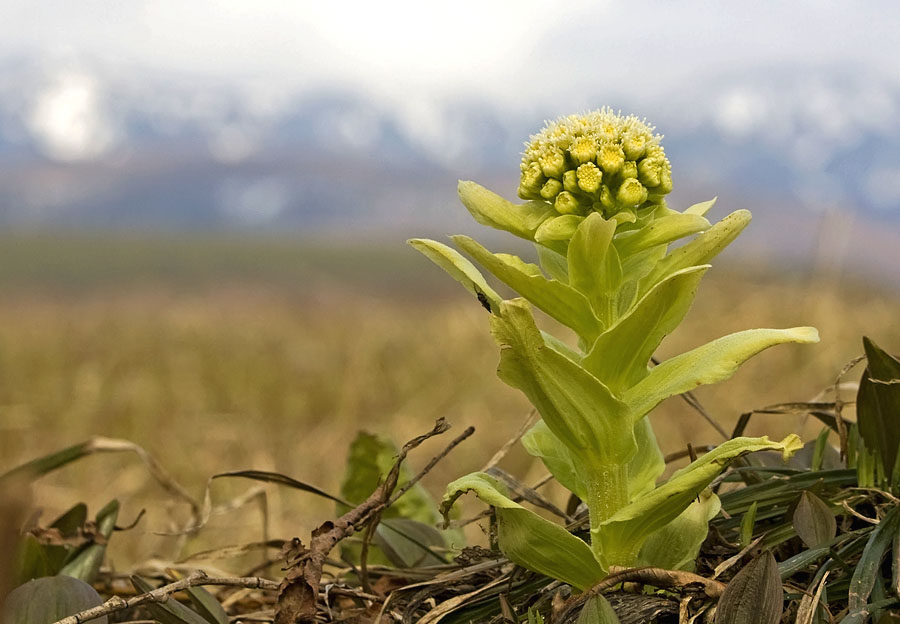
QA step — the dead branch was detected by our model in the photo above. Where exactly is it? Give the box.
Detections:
[51,570,278,624]
[274,418,470,624]
[554,566,726,623]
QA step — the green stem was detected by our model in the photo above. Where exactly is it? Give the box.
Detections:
[585,462,629,563]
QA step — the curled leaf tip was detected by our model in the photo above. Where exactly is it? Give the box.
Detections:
[779,434,804,461]
[792,327,821,344]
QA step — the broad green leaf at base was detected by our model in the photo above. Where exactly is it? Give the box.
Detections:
[597,435,802,567]
[442,472,605,590]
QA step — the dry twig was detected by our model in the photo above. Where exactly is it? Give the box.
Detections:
[51,570,278,624]
[554,566,726,623]
[274,418,472,624]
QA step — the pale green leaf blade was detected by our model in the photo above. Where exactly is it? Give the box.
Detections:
[339,431,439,524]
[541,331,583,364]
[637,489,721,570]
[458,181,555,241]
[577,595,621,624]
[455,236,601,339]
[615,213,711,257]
[567,213,623,325]
[490,299,633,463]
[598,435,802,566]
[624,327,820,420]
[522,417,663,502]
[638,209,751,297]
[408,238,501,313]
[535,215,584,243]
[583,265,709,394]
[441,472,605,589]
[521,419,586,501]
[627,418,666,498]
[683,197,717,216]
[536,244,569,283]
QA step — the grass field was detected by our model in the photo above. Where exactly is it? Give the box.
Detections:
[1,232,897,572]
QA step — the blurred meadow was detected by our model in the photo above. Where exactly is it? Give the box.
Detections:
[1,230,898,571]
[3,0,900,585]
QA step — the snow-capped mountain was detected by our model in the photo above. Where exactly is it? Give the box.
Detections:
[0,58,899,231]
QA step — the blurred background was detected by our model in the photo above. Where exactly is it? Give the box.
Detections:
[2,1,900,569]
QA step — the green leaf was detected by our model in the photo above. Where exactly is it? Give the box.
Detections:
[2,575,107,624]
[598,436,801,566]
[0,441,98,482]
[576,595,621,624]
[408,238,501,314]
[534,215,585,244]
[793,491,836,549]
[131,576,212,624]
[457,181,555,241]
[59,500,118,583]
[490,299,633,464]
[339,432,439,525]
[614,213,711,257]
[683,197,717,216]
[638,209,751,298]
[13,534,54,585]
[521,419,586,500]
[536,244,569,283]
[338,432,452,566]
[848,505,900,613]
[50,504,88,537]
[441,472,605,589]
[715,551,784,624]
[522,417,664,504]
[741,501,758,548]
[454,235,601,339]
[567,213,621,324]
[856,337,900,481]
[637,489,721,571]
[626,418,666,498]
[214,469,348,506]
[624,327,819,421]
[527,607,546,624]
[186,586,229,624]
[46,503,89,573]
[582,266,708,394]
[374,518,447,567]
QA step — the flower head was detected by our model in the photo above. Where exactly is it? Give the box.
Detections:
[519,108,672,219]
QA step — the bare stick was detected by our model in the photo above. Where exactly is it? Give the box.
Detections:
[275,418,466,624]
[51,570,278,624]
[359,424,475,592]
[481,409,538,472]
[555,566,726,622]
[387,425,475,507]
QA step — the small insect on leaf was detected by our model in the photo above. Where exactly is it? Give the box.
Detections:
[476,290,492,313]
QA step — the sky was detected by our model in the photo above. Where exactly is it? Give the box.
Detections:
[2,1,900,226]
[4,1,899,113]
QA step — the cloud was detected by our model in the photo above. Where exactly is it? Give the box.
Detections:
[26,69,118,161]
